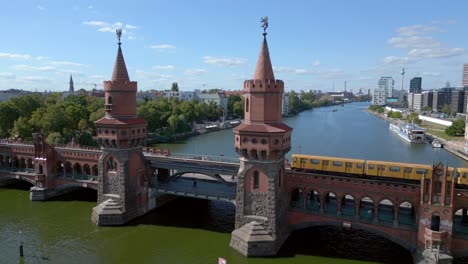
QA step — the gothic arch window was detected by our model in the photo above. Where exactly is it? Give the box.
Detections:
[431,212,440,231]
[246,98,249,113]
[253,170,259,190]
[108,96,113,105]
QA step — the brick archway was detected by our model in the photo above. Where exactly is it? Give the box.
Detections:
[289,217,418,253]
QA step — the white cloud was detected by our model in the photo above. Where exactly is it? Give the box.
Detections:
[0,52,32,60]
[320,69,346,79]
[49,61,86,67]
[385,22,463,63]
[23,76,52,82]
[82,21,107,27]
[37,5,46,11]
[125,24,137,29]
[135,69,172,79]
[388,36,440,49]
[82,20,137,39]
[312,60,320,66]
[185,68,207,75]
[422,72,441,77]
[13,65,56,72]
[0,73,15,79]
[397,24,442,37]
[153,65,176,70]
[203,56,247,66]
[150,44,176,50]
[408,48,464,59]
[382,56,410,65]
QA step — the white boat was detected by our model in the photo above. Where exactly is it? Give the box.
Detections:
[432,140,443,148]
[389,122,426,143]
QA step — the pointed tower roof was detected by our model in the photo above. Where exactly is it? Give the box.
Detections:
[253,33,275,81]
[69,74,73,83]
[111,44,130,82]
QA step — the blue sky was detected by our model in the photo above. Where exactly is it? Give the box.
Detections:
[0,0,467,93]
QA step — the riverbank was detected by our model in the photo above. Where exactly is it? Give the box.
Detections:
[367,109,468,162]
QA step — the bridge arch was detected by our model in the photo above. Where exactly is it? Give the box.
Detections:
[377,199,395,224]
[0,175,36,186]
[289,221,417,253]
[322,191,338,215]
[53,182,98,193]
[341,194,356,216]
[398,201,417,227]
[290,188,303,209]
[305,189,320,211]
[170,170,228,184]
[359,196,375,221]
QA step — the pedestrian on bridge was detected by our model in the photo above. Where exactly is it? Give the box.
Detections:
[193,180,197,188]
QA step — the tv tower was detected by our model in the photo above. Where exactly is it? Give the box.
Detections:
[400,67,405,91]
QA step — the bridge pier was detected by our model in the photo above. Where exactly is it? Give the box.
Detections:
[414,249,453,264]
[29,186,50,201]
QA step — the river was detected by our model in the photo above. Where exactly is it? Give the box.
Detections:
[1,102,467,264]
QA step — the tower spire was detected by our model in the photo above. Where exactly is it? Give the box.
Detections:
[112,29,130,82]
[253,16,274,81]
[69,74,74,93]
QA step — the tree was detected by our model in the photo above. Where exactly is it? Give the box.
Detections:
[422,105,432,112]
[406,113,422,125]
[227,95,243,118]
[442,104,451,115]
[171,82,179,92]
[445,118,465,136]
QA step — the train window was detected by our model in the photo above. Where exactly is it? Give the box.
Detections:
[416,169,427,175]
[463,173,468,178]
[404,168,412,173]
[323,161,329,165]
[346,162,353,168]
[301,159,306,164]
[368,164,374,170]
[310,159,319,164]
[332,161,342,167]
[292,158,297,162]
[389,166,400,172]
[357,164,363,168]
[377,165,385,171]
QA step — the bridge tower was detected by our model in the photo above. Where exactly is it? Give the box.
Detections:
[417,162,455,263]
[92,30,154,225]
[230,25,292,256]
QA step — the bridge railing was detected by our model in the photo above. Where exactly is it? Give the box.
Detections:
[154,182,236,200]
[145,152,240,164]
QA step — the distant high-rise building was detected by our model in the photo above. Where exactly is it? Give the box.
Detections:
[69,75,74,93]
[433,88,454,112]
[372,77,394,105]
[413,93,424,111]
[451,90,465,114]
[422,91,433,110]
[463,64,468,87]
[409,77,422,93]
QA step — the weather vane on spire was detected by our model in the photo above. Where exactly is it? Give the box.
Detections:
[260,16,268,34]
[116,28,122,46]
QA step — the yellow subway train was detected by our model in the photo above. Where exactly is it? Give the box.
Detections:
[291,154,463,185]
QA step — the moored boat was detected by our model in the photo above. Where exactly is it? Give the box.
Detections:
[389,122,426,143]
[432,140,443,148]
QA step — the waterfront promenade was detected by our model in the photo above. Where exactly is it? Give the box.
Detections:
[367,109,468,162]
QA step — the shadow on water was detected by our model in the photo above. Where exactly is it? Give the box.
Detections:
[0,181,33,191]
[128,197,235,233]
[48,188,97,202]
[278,226,413,264]
[455,257,468,264]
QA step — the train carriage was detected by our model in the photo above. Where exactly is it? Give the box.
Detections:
[365,160,432,181]
[291,154,365,175]
[456,168,468,186]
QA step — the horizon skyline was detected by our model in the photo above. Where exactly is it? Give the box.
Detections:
[1,1,467,92]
